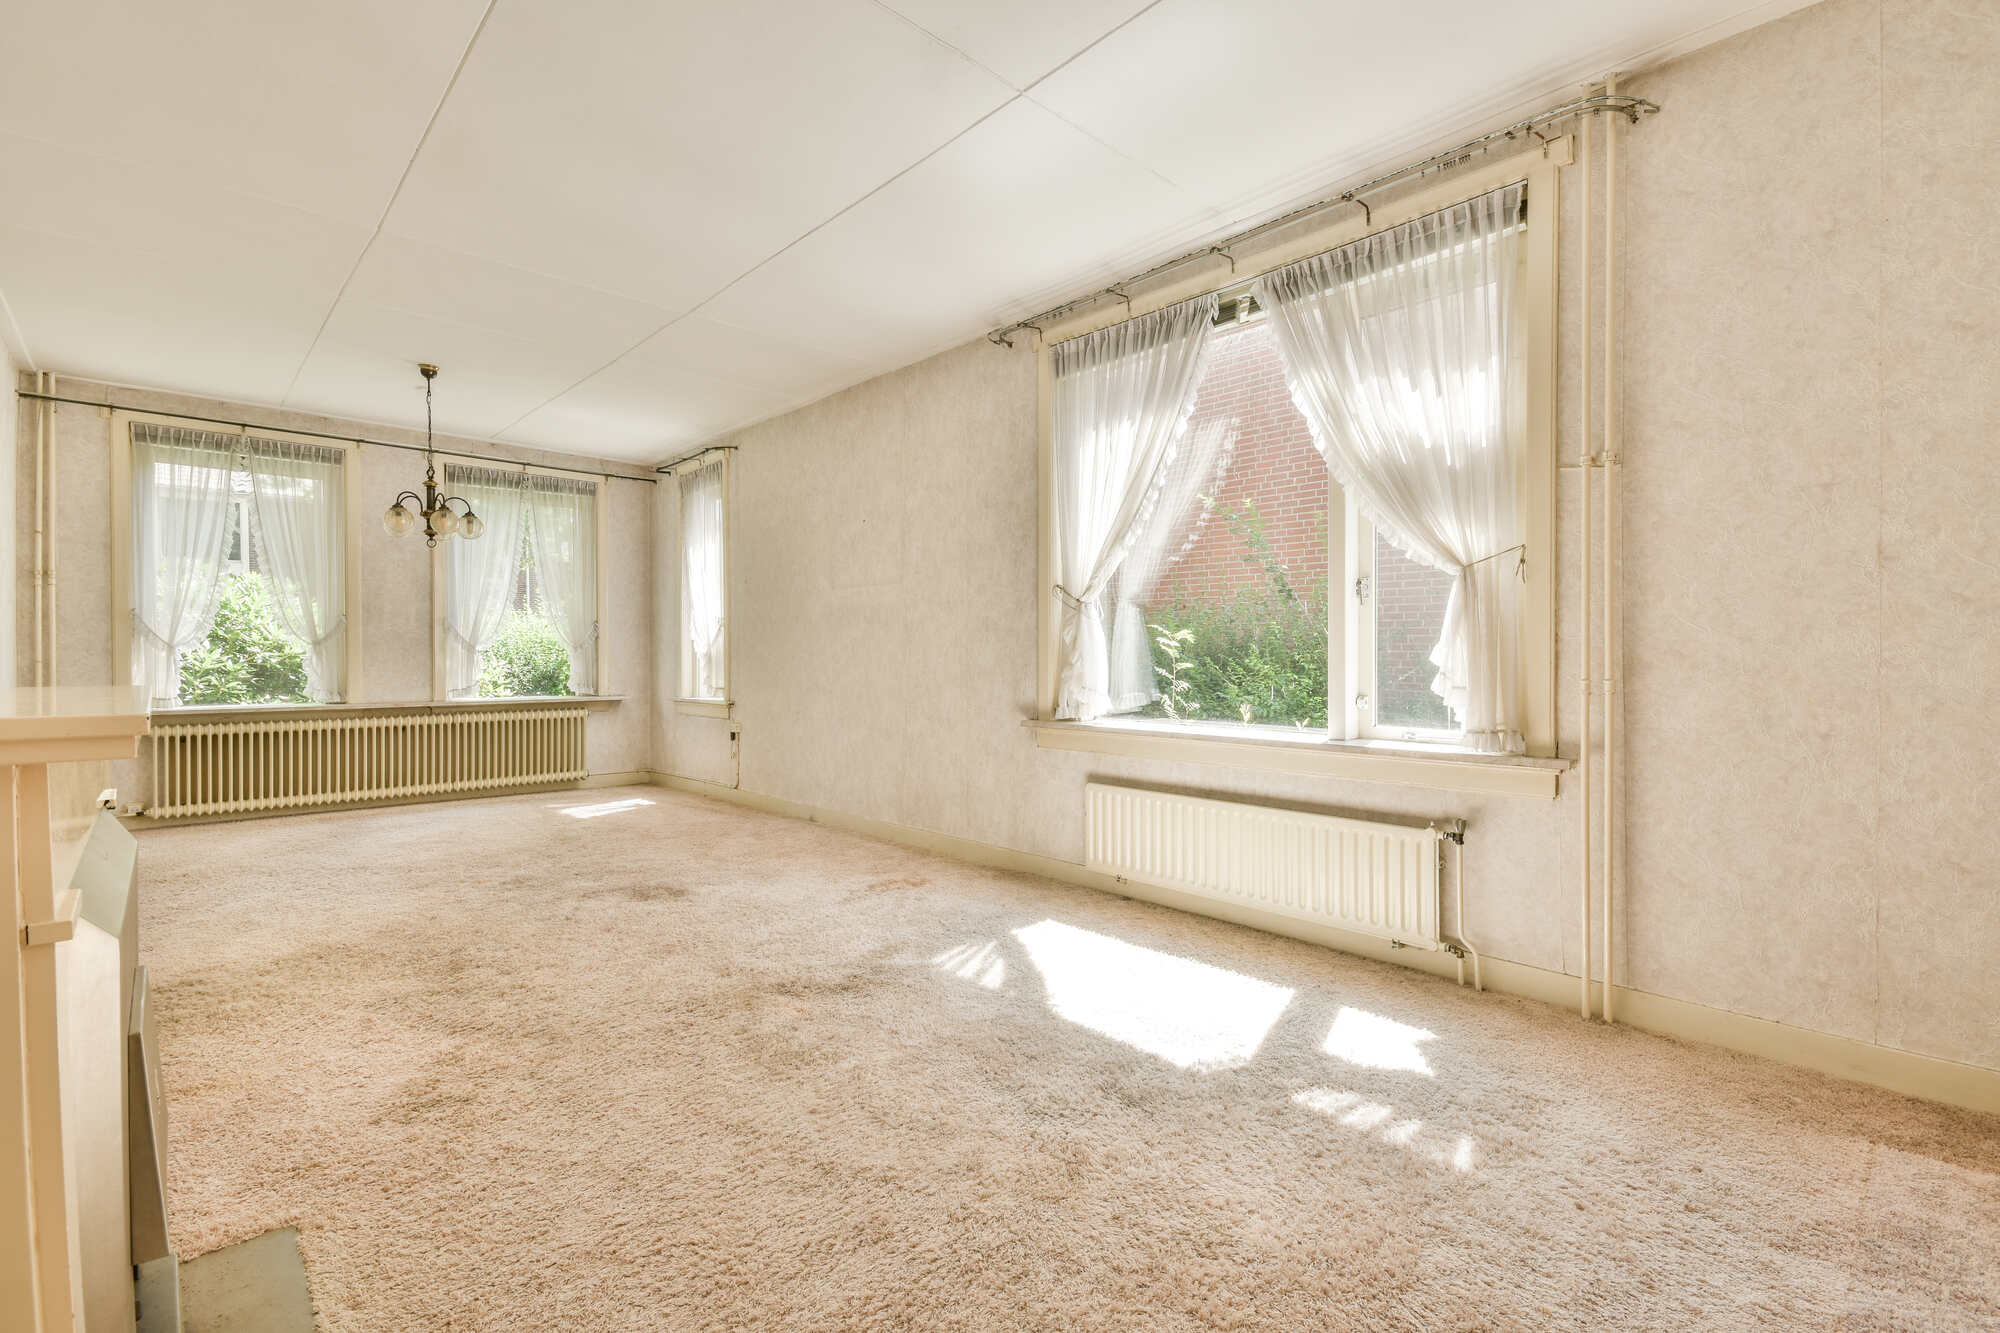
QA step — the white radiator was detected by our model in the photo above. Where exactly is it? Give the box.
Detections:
[1085,783,1443,949]
[146,706,588,819]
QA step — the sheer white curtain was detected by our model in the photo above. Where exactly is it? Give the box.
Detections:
[245,436,347,702]
[1255,183,1526,753]
[679,459,727,700]
[130,424,236,708]
[443,465,529,699]
[1104,420,1236,713]
[1051,294,1217,720]
[526,475,598,695]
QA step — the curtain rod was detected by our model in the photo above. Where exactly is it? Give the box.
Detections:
[12,390,659,484]
[986,90,1657,347]
[654,444,737,475]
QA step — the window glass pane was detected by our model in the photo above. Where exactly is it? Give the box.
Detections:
[179,484,311,706]
[222,497,246,570]
[477,521,573,698]
[1115,318,1329,730]
[1372,531,1456,731]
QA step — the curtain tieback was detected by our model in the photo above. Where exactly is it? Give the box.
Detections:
[131,609,173,646]
[306,614,348,648]
[1052,584,1084,611]
[1461,543,1528,581]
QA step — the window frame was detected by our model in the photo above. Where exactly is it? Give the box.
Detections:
[427,460,610,702]
[673,449,732,715]
[1034,143,1565,770]
[109,409,365,710]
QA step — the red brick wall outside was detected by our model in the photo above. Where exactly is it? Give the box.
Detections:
[1141,320,1327,608]
[1131,318,1458,732]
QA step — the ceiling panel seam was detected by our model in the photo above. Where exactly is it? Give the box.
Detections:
[865,0,1021,91]
[1016,0,1171,92]
[488,91,1026,442]
[0,281,35,369]
[279,0,502,406]
[494,0,1185,447]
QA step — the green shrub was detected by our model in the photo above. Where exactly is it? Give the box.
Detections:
[1137,499,1328,730]
[478,611,572,698]
[178,573,309,706]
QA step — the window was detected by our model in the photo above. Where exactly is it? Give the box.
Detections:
[443,465,600,700]
[475,516,572,698]
[183,479,311,707]
[1110,315,1332,731]
[678,454,728,703]
[1099,312,1467,742]
[121,421,350,708]
[1041,169,1556,763]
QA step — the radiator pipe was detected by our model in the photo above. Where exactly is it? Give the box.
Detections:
[1575,107,1594,1020]
[1447,820,1482,991]
[1601,74,1623,1025]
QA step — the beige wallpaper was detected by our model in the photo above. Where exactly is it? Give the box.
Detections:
[661,0,2000,1075]
[0,340,14,687]
[13,377,659,794]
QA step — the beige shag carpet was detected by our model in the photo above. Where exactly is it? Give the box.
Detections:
[141,787,2000,1331]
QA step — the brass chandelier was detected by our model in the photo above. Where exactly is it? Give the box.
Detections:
[383,364,485,547]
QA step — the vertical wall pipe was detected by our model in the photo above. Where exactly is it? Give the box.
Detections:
[31,371,50,687]
[47,388,61,686]
[1601,75,1623,1024]
[1575,107,1595,1020]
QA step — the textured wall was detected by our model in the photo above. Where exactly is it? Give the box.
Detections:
[17,378,657,791]
[1619,0,2000,1069]
[0,352,14,688]
[660,0,2000,1075]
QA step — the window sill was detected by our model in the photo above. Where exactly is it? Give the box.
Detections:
[674,697,733,719]
[1026,717,1565,798]
[157,695,624,721]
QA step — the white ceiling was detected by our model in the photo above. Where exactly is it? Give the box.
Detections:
[0,0,1810,462]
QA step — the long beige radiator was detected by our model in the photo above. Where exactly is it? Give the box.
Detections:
[145,706,588,819]
[1085,782,1443,948]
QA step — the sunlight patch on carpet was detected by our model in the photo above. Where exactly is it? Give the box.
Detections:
[933,940,1007,990]
[555,797,658,819]
[1321,1006,1438,1077]
[1292,1086,1479,1172]
[1012,919,1293,1072]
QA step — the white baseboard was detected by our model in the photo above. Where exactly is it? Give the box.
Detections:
[648,772,2000,1117]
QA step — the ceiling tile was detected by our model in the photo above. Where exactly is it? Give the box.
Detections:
[345,235,676,350]
[0,134,369,401]
[876,0,1156,88]
[1031,0,1769,220]
[616,316,879,400]
[0,224,339,404]
[500,315,870,460]
[0,0,489,227]
[698,98,1218,369]
[286,311,588,441]
[382,0,1014,311]
[281,234,682,434]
